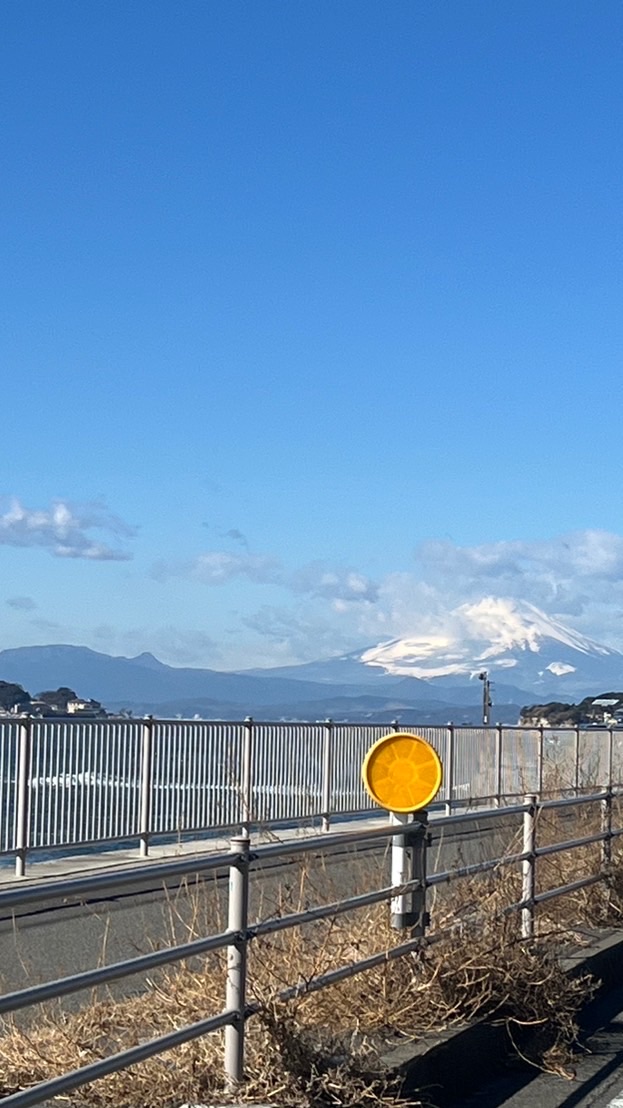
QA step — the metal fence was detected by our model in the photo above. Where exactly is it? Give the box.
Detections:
[0,788,620,1108]
[3,717,623,874]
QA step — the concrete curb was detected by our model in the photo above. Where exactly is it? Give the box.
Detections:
[378,928,623,1107]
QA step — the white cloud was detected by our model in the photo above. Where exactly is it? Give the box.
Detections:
[193,551,281,585]
[241,604,362,666]
[0,498,135,561]
[157,549,379,605]
[6,595,37,611]
[354,531,623,653]
[290,562,379,603]
[154,529,623,666]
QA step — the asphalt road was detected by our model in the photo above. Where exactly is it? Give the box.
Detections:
[454,988,623,1108]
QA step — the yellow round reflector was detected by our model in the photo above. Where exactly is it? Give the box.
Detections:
[362,732,443,813]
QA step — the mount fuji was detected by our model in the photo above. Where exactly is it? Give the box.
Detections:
[257,599,623,701]
[355,599,623,698]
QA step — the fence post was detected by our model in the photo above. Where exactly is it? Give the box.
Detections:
[445,723,454,816]
[537,725,545,797]
[225,834,251,1089]
[15,718,31,878]
[321,719,333,832]
[602,728,614,869]
[521,794,537,940]
[139,717,153,859]
[495,724,503,807]
[241,717,253,837]
[574,725,581,794]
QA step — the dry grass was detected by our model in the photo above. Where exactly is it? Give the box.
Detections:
[0,807,621,1108]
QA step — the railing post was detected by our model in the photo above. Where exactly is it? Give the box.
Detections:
[321,719,333,832]
[241,717,253,837]
[521,794,537,940]
[139,717,153,859]
[445,723,454,816]
[574,724,581,794]
[225,834,251,1089]
[602,728,614,869]
[537,725,545,797]
[495,723,503,807]
[15,718,31,878]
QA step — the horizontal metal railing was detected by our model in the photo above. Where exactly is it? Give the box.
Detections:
[2,717,622,874]
[0,789,620,1106]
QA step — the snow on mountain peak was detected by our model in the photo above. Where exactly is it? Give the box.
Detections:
[359,597,619,683]
[455,598,603,656]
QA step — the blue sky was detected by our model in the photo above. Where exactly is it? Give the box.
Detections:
[2,0,623,668]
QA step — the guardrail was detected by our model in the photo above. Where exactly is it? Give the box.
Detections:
[2,717,622,875]
[0,788,620,1107]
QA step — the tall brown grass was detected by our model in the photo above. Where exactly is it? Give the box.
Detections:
[0,802,620,1108]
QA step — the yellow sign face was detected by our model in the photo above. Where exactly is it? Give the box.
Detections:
[362,732,443,813]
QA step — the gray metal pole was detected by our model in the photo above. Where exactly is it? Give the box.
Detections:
[390,812,412,930]
[495,724,503,807]
[537,725,544,797]
[445,723,454,816]
[241,718,253,837]
[321,719,333,833]
[224,835,251,1088]
[390,812,428,935]
[574,725,581,794]
[602,729,614,869]
[139,718,153,859]
[410,812,428,938]
[15,719,31,878]
[521,794,537,940]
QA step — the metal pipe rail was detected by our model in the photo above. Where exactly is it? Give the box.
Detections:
[0,790,621,1107]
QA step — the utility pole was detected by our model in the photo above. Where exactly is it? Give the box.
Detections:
[478,671,492,726]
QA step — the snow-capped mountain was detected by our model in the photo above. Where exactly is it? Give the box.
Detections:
[358,598,623,697]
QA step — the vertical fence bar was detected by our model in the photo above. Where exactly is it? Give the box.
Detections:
[521,794,537,939]
[224,834,251,1089]
[445,723,455,816]
[15,719,31,878]
[574,725,581,794]
[602,728,614,869]
[495,724,503,807]
[537,726,544,797]
[139,718,153,859]
[241,718,253,837]
[321,719,333,832]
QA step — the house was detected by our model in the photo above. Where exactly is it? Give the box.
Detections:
[66,698,106,717]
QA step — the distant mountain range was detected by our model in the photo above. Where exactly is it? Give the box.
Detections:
[1,599,622,723]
